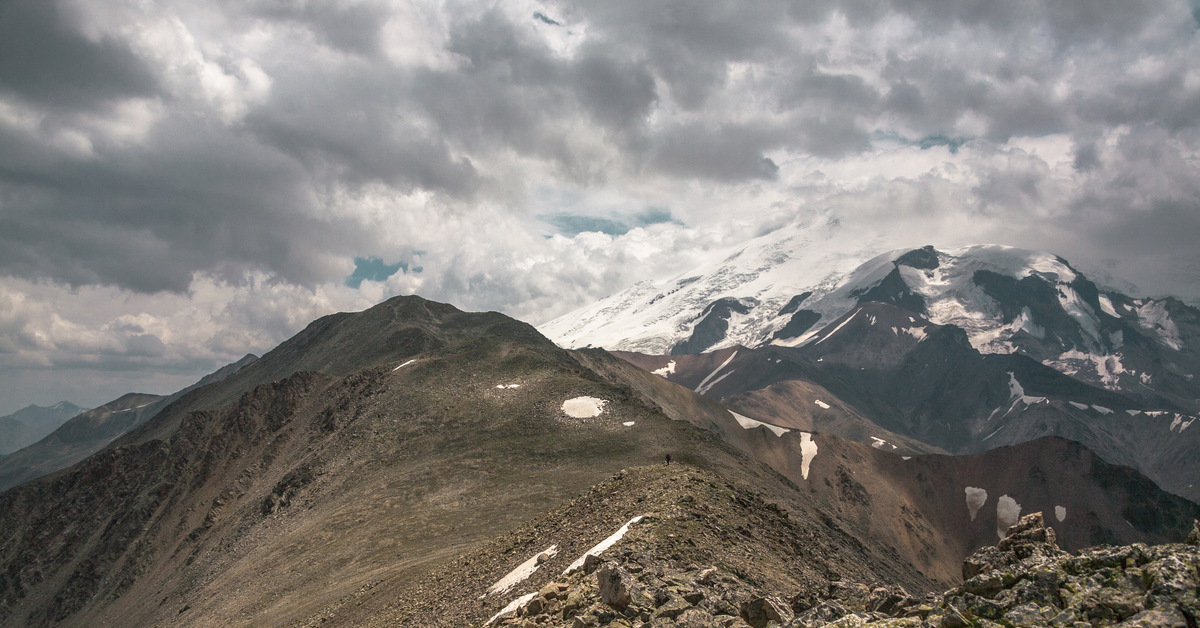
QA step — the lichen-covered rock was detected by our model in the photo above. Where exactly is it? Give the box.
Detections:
[596,562,636,610]
[791,600,851,627]
[865,585,912,615]
[741,595,793,627]
[962,512,1067,580]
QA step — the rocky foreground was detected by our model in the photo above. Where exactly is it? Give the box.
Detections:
[487,515,1200,627]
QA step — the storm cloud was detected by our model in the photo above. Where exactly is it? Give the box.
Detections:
[1,0,1199,411]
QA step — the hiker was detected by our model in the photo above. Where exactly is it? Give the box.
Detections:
[665,453,671,465]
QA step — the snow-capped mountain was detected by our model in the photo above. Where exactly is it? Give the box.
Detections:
[618,300,1200,501]
[541,225,1200,414]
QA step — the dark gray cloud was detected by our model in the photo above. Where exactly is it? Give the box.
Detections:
[0,113,365,291]
[0,0,159,111]
[573,45,658,135]
[650,121,782,180]
[533,11,562,26]
[251,0,391,56]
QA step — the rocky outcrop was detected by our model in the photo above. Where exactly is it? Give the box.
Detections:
[961,511,1067,580]
[928,512,1200,628]
[487,511,1200,627]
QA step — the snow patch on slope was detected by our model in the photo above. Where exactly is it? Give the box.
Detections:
[487,593,537,625]
[564,516,644,574]
[997,495,1022,539]
[813,309,861,346]
[965,487,988,521]
[799,432,818,480]
[651,360,676,377]
[1135,301,1183,350]
[562,397,607,418]
[485,545,558,597]
[1097,295,1120,318]
[730,411,789,437]
[1045,350,1129,390]
[694,350,737,394]
[1007,372,1045,405]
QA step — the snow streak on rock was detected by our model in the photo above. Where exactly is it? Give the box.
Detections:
[730,411,789,437]
[484,545,558,597]
[694,351,737,394]
[486,592,537,625]
[564,516,644,575]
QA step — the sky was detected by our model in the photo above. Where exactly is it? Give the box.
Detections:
[2,0,1200,414]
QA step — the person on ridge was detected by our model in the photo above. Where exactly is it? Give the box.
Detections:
[665,453,672,465]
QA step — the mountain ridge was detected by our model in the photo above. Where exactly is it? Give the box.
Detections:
[1,294,1194,627]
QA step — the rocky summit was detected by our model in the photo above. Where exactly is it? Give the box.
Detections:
[491,513,1200,628]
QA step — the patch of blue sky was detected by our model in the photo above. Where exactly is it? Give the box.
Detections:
[345,257,407,288]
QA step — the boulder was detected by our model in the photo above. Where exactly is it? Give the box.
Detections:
[597,562,636,610]
[582,554,603,575]
[740,595,793,628]
[865,585,912,616]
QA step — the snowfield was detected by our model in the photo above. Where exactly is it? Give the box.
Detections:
[561,397,607,418]
[731,411,789,437]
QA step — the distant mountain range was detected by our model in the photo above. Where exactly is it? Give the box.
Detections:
[0,402,85,456]
[0,354,258,491]
[543,231,1200,504]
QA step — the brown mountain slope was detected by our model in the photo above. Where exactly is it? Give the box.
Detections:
[613,347,944,456]
[581,348,1200,581]
[0,297,937,627]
